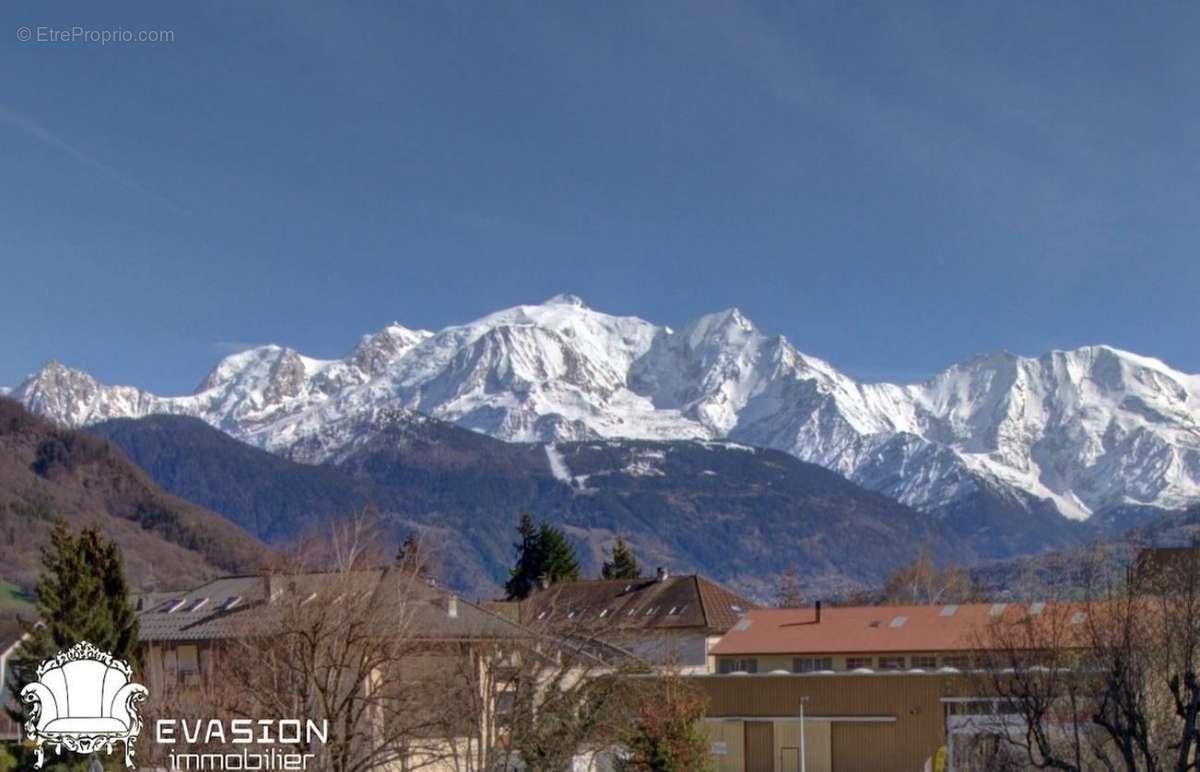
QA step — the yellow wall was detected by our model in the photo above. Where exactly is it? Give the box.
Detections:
[704,718,832,772]
[705,719,746,772]
[695,673,967,771]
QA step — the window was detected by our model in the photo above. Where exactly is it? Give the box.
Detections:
[941,656,971,669]
[846,657,873,670]
[177,645,199,674]
[598,608,611,618]
[495,690,517,717]
[668,604,687,615]
[718,658,758,674]
[644,606,660,616]
[888,616,908,628]
[911,655,937,669]
[878,656,906,671]
[793,657,833,673]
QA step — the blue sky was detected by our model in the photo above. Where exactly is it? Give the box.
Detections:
[2,1,1198,394]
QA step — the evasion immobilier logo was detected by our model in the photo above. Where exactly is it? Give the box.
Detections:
[19,641,148,768]
[21,642,328,770]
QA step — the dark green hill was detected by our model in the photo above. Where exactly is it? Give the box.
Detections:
[90,413,971,598]
[89,414,370,540]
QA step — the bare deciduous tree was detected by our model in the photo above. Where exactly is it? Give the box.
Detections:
[966,544,1200,772]
[881,546,981,606]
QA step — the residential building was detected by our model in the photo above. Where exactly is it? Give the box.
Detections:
[695,602,1062,772]
[502,568,758,674]
[133,568,554,771]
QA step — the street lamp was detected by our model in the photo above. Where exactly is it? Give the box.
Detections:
[798,696,809,772]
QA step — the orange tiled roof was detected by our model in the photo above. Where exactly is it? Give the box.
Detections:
[711,602,1070,656]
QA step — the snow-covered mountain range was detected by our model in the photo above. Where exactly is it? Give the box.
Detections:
[9,294,1200,521]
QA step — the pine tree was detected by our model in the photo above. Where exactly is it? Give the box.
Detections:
[504,514,581,599]
[537,521,581,586]
[505,513,543,600]
[6,521,140,770]
[601,536,642,580]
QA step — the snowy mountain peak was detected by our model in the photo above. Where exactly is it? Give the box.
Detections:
[679,307,760,350]
[542,293,588,308]
[12,301,1200,522]
[349,324,432,377]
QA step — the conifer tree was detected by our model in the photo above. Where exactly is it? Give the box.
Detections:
[505,513,543,600]
[504,514,581,599]
[601,536,642,580]
[536,520,581,586]
[6,521,140,770]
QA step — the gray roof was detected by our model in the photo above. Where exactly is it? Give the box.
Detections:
[135,569,534,643]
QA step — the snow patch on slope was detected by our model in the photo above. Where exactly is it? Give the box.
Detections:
[545,443,572,483]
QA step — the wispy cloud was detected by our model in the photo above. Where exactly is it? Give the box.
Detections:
[0,104,190,215]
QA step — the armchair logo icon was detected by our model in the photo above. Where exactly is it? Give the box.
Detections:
[20,641,149,769]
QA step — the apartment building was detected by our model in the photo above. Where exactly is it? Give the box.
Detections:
[133,568,556,771]
[501,568,758,673]
[695,602,1049,772]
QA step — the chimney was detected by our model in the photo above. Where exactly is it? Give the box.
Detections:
[656,566,669,583]
[537,576,550,592]
[815,600,822,624]
[447,595,458,619]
